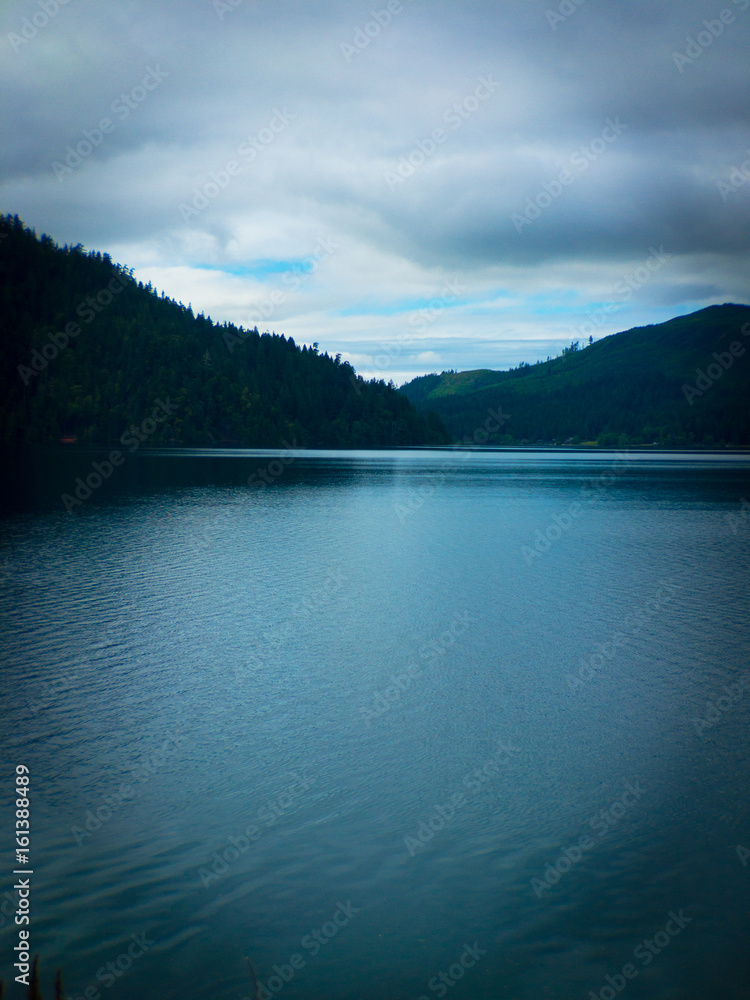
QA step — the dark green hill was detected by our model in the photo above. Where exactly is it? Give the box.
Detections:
[401,305,750,447]
[0,214,448,448]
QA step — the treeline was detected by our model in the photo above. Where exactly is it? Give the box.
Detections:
[402,304,750,447]
[0,215,448,448]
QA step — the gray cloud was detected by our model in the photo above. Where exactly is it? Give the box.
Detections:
[2,0,748,381]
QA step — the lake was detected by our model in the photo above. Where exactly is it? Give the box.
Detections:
[1,447,749,1000]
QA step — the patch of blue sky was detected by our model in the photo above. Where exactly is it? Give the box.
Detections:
[654,300,704,319]
[463,301,580,318]
[531,303,592,317]
[520,291,591,315]
[526,287,581,304]
[195,260,306,278]
[336,293,485,319]
[464,305,514,316]
[447,289,582,318]
[337,298,439,318]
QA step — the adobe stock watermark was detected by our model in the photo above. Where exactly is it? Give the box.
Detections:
[672,1,748,73]
[242,901,359,1000]
[577,453,633,502]
[223,236,339,352]
[17,271,130,385]
[567,579,682,692]
[196,771,314,888]
[51,67,169,181]
[522,500,584,564]
[360,611,477,727]
[246,440,302,487]
[341,1,413,62]
[403,741,521,857]
[182,513,226,558]
[587,910,693,1000]
[350,331,419,389]
[350,277,465,389]
[725,496,750,535]
[61,397,179,512]
[27,660,86,715]
[416,942,487,1000]
[392,407,511,523]
[567,247,672,343]
[545,0,588,31]
[692,673,750,736]
[65,931,155,1000]
[681,321,750,405]
[0,887,24,932]
[244,566,347,671]
[385,76,498,189]
[213,0,247,18]
[522,452,633,566]
[531,780,646,898]
[178,107,295,222]
[0,557,16,586]
[7,0,72,54]
[717,149,750,200]
[71,733,182,846]
[408,279,466,334]
[292,568,347,619]
[511,118,627,234]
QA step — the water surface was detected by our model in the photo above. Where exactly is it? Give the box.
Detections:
[1,448,749,1000]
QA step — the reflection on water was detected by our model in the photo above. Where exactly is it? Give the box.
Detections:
[1,448,749,999]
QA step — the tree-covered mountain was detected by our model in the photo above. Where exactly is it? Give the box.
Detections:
[0,215,448,448]
[401,305,750,447]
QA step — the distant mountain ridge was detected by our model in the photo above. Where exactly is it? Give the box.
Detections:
[400,305,750,447]
[0,215,447,448]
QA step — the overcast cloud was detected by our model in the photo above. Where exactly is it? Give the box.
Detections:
[2,0,749,382]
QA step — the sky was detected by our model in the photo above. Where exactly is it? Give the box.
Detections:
[2,0,750,384]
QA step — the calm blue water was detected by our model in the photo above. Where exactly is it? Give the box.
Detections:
[1,448,749,1000]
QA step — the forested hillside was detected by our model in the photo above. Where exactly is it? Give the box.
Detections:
[401,305,750,447]
[0,215,447,448]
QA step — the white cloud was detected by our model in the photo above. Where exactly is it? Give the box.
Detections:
[2,0,749,381]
